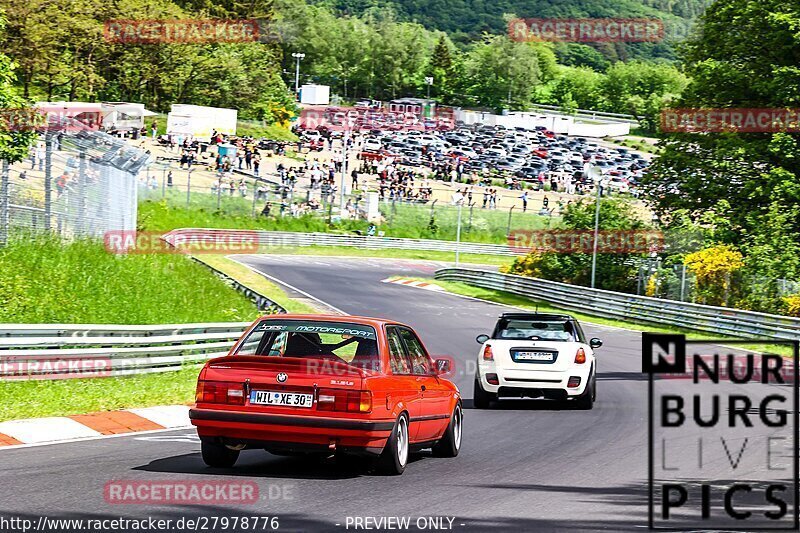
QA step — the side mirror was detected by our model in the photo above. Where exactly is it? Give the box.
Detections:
[590,338,603,349]
[434,358,451,375]
[476,334,490,344]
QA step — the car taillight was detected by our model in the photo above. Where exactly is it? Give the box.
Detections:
[483,344,494,361]
[195,380,245,405]
[316,389,372,413]
[575,347,586,364]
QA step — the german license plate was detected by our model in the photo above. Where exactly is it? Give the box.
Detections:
[514,351,554,362]
[249,390,313,408]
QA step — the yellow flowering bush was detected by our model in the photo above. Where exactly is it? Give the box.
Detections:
[684,245,744,306]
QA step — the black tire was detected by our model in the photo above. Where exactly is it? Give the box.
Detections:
[376,413,409,475]
[201,440,240,468]
[473,377,495,409]
[432,403,463,457]
[573,371,596,410]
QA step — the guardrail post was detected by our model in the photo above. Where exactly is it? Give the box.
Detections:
[77,150,87,237]
[216,173,222,210]
[186,169,192,210]
[679,264,687,301]
[251,178,258,217]
[44,134,52,230]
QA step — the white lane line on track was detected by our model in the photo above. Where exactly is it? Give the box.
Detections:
[229,256,348,316]
[0,426,193,451]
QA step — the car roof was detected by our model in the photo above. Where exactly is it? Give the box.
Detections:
[498,312,576,322]
[257,314,397,329]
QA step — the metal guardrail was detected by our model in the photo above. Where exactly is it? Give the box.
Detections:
[1,252,287,380]
[166,228,519,257]
[0,323,249,380]
[435,268,800,341]
[527,103,639,125]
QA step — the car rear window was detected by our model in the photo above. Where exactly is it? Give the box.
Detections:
[235,320,380,370]
[495,319,578,342]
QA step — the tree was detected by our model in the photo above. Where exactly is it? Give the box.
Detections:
[463,36,555,112]
[642,0,800,254]
[506,198,650,292]
[425,35,458,100]
[0,12,37,162]
[549,66,604,111]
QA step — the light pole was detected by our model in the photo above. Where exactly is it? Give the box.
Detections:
[291,53,305,96]
[339,128,350,216]
[455,200,463,266]
[424,76,434,99]
[586,163,603,289]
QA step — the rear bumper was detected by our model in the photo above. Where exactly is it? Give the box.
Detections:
[190,408,393,454]
[478,363,591,397]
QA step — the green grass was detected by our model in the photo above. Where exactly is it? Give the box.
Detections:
[139,197,364,233]
[244,246,511,266]
[0,238,325,422]
[604,136,662,155]
[0,233,261,324]
[139,196,556,245]
[0,367,200,422]
[236,120,298,141]
[380,202,555,243]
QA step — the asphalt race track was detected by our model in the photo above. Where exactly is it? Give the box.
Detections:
[0,255,782,532]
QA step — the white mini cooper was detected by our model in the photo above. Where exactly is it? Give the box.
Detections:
[474,313,602,409]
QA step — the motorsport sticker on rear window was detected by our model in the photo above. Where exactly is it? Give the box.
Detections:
[256,321,377,339]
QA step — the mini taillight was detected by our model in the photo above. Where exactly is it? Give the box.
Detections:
[195,380,245,405]
[575,348,586,364]
[486,373,499,385]
[567,376,582,388]
[316,389,372,413]
[483,345,494,361]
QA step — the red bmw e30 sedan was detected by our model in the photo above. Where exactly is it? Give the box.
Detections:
[190,315,462,475]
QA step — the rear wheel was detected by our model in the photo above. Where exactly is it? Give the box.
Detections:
[201,440,240,468]
[574,372,596,410]
[432,403,463,457]
[377,413,409,475]
[473,377,495,409]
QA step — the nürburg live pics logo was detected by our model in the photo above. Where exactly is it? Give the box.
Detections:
[643,332,799,530]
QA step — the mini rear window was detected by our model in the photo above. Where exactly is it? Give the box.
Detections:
[495,319,579,342]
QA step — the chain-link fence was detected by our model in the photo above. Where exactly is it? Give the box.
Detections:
[137,163,557,245]
[1,120,152,243]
